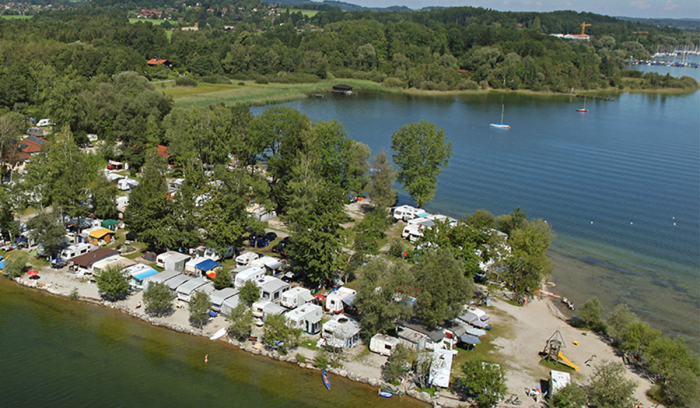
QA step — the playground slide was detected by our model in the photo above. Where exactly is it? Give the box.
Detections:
[558,352,579,371]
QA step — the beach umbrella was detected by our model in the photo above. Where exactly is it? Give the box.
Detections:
[26,270,39,278]
[206,271,217,279]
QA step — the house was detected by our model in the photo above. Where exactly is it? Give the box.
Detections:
[252,299,286,319]
[325,287,356,314]
[144,270,183,291]
[146,58,173,69]
[285,303,322,334]
[176,277,214,302]
[124,263,159,291]
[429,349,458,388]
[254,276,290,302]
[71,248,119,276]
[210,287,239,312]
[280,287,314,309]
[321,314,361,349]
[233,265,265,288]
[87,228,115,246]
[369,334,401,356]
[235,251,259,267]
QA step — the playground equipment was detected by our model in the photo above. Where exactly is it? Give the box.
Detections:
[542,330,579,371]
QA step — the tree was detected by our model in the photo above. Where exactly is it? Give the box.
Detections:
[240,280,260,305]
[188,291,211,329]
[503,218,553,299]
[458,358,507,408]
[90,173,118,220]
[94,265,130,301]
[645,336,700,379]
[288,217,342,284]
[355,259,413,340]
[621,321,661,354]
[382,344,412,383]
[587,361,637,408]
[366,150,397,208]
[2,251,29,278]
[213,269,232,290]
[0,112,25,182]
[27,211,66,259]
[551,383,588,408]
[413,248,472,327]
[227,303,254,341]
[606,304,637,341]
[391,120,452,207]
[655,367,700,408]
[263,313,301,353]
[143,281,175,317]
[579,296,606,331]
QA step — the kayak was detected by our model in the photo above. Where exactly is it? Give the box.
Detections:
[378,390,393,398]
[210,327,227,340]
[322,370,331,390]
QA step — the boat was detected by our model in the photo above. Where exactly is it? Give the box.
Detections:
[210,327,227,340]
[576,97,589,112]
[378,390,393,398]
[490,104,510,128]
[380,387,404,396]
[322,370,331,390]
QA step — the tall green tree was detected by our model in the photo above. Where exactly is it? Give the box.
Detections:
[240,280,260,306]
[27,211,66,259]
[90,173,118,220]
[263,313,302,352]
[391,120,452,207]
[288,214,342,284]
[354,259,413,340]
[227,303,253,341]
[587,361,637,408]
[366,150,397,208]
[0,112,26,183]
[579,296,606,331]
[94,265,130,301]
[458,358,507,408]
[143,281,176,317]
[551,383,588,408]
[413,248,472,327]
[188,291,211,329]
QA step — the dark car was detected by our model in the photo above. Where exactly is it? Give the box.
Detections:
[256,238,270,248]
[262,232,277,242]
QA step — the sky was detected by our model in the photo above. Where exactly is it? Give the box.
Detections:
[344,0,700,19]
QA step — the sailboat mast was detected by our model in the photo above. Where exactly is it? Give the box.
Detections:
[501,104,505,123]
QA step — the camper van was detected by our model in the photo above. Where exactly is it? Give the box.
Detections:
[235,251,260,267]
[369,334,401,356]
[233,265,266,289]
[325,287,357,314]
[59,243,97,260]
[392,205,426,222]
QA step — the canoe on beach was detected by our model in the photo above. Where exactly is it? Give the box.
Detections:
[322,370,331,390]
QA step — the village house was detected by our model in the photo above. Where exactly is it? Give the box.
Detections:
[87,228,115,246]
[146,58,173,69]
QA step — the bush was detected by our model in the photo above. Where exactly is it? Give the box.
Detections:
[69,287,79,300]
[200,74,231,84]
[143,281,175,317]
[579,296,606,332]
[175,76,198,87]
[389,238,405,258]
[255,76,269,84]
[295,353,307,364]
[382,77,405,88]
[238,82,245,86]
[2,251,29,278]
[227,304,253,341]
[94,265,130,301]
[314,350,330,369]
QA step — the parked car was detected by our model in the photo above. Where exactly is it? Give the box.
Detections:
[255,238,269,248]
[262,232,277,242]
[0,243,16,251]
[272,242,290,256]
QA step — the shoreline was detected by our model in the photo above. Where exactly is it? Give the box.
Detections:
[9,264,655,408]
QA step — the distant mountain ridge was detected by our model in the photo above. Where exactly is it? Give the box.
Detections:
[262,0,413,12]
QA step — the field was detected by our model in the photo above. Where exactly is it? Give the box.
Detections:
[128,18,165,25]
[0,15,33,20]
[279,8,319,17]
[160,79,386,108]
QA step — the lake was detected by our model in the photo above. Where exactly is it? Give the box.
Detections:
[0,280,427,408]
[254,66,700,350]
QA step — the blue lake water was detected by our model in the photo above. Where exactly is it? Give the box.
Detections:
[254,66,700,349]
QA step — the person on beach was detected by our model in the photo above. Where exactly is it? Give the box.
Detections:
[205,354,208,364]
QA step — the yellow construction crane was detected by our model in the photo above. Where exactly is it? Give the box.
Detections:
[581,22,591,36]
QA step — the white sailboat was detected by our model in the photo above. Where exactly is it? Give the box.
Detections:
[490,105,510,128]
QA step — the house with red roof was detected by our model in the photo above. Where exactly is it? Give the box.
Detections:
[146,58,173,69]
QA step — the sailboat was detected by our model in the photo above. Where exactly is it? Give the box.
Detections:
[490,105,510,128]
[576,97,589,113]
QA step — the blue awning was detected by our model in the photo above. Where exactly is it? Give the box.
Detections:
[0,260,5,270]
[133,269,159,281]
[196,259,221,272]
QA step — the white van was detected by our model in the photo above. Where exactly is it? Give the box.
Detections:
[59,243,97,260]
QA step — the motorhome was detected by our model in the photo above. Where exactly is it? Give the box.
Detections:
[233,265,266,289]
[392,205,427,222]
[252,299,286,320]
[325,287,357,314]
[156,251,191,272]
[280,287,314,309]
[369,334,401,356]
[59,243,97,260]
[235,251,260,267]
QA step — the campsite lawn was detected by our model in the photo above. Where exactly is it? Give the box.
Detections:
[129,18,165,25]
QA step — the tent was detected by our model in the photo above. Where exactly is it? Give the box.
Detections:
[101,219,120,231]
[196,259,221,273]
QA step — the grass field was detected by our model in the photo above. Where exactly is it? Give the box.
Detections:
[279,8,319,17]
[161,79,387,108]
[129,18,165,25]
[1,15,33,20]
